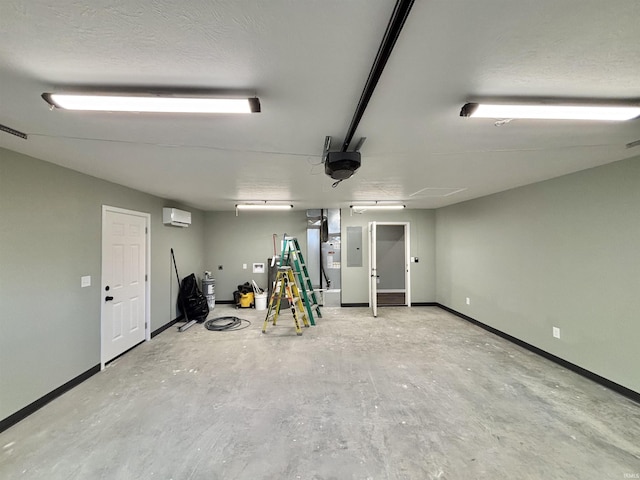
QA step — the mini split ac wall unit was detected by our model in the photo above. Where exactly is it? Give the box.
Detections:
[163,208,191,227]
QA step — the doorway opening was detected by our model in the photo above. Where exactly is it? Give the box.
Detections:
[369,222,411,317]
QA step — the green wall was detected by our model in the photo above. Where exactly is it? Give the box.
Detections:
[203,210,308,301]
[3,144,638,424]
[435,156,640,393]
[341,209,436,304]
[204,209,437,305]
[0,148,205,421]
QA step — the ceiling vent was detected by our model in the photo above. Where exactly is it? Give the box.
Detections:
[0,123,27,140]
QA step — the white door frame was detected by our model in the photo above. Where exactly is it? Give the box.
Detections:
[370,222,378,317]
[368,221,411,314]
[101,205,151,369]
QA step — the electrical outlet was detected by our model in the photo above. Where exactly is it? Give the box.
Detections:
[243,263,247,269]
[553,327,561,339]
[466,297,470,305]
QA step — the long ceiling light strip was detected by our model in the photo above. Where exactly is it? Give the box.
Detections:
[236,203,293,217]
[236,204,293,210]
[350,204,405,210]
[42,93,261,113]
[461,102,640,121]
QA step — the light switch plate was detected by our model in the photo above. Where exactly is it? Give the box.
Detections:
[81,275,91,288]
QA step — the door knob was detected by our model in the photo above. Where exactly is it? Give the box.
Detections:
[105,296,114,302]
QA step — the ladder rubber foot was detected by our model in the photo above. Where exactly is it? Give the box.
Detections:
[297,332,302,336]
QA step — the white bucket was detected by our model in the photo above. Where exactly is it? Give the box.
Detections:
[254,292,268,311]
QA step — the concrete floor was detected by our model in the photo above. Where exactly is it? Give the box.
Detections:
[1,306,639,479]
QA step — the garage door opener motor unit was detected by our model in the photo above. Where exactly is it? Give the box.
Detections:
[324,151,361,180]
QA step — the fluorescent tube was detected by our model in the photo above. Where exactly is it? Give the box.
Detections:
[235,204,293,211]
[461,103,640,121]
[42,93,260,113]
[350,205,405,210]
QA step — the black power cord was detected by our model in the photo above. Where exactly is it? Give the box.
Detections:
[204,316,251,332]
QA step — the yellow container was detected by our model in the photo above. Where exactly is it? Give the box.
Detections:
[239,292,254,308]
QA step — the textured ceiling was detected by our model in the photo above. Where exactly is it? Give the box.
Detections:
[1,0,639,211]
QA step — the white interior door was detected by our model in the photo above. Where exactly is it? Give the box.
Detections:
[101,208,148,366]
[369,222,378,317]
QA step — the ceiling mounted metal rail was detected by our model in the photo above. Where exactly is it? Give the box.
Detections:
[341,0,415,152]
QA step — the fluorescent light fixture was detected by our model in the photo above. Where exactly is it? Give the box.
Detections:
[235,204,293,211]
[350,204,405,210]
[42,93,261,113]
[460,102,640,121]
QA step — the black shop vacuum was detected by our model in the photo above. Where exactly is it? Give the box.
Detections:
[171,248,209,332]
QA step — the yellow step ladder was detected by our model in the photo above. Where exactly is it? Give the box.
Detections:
[262,266,310,335]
